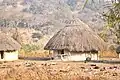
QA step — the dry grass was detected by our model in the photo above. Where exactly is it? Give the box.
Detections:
[99,50,118,58]
[0,61,120,80]
[19,34,52,57]
[19,50,51,57]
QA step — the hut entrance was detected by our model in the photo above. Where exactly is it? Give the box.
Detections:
[61,50,64,54]
[58,50,64,54]
[0,51,4,59]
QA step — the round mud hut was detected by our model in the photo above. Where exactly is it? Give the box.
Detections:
[44,19,107,61]
[0,33,21,61]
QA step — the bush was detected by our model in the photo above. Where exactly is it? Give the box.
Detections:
[21,44,40,52]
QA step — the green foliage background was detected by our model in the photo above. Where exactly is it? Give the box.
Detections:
[85,0,120,44]
[21,44,40,52]
[103,2,120,44]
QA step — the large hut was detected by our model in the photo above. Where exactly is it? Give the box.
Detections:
[0,33,21,61]
[44,19,107,61]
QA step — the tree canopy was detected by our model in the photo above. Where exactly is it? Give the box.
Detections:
[85,0,120,44]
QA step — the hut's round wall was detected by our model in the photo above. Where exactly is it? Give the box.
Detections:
[65,50,98,61]
[53,50,98,61]
[119,54,120,58]
[4,51,18,61]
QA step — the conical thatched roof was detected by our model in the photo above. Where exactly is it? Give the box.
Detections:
[44,19,107,52]
[0,33,21,51]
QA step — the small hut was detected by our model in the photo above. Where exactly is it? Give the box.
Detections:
[0,33,21,61]
[44,19,107,61]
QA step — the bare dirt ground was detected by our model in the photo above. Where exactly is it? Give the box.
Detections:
[0,60,120,80]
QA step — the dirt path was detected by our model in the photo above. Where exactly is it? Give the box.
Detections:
[19,56,120,64]
[0,61,120,80]
[19,56,52,61]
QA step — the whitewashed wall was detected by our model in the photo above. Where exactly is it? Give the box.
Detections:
[53,50,98,61]
[0,51,18,61]
[119,54,120,58]
[70,54,98,61]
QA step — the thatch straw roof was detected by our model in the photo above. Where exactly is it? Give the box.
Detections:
[0,33,21,51]
[44,19,107,52]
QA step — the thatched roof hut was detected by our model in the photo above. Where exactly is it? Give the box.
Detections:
[0,33,21,61]
[44,19,107,52]
[0,33,21,51]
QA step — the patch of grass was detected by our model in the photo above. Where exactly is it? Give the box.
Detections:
[99,50,118,58]
[21,44,40,53]
[19,50,51,57]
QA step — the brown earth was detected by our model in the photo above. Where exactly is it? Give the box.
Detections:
[0,61,120,80]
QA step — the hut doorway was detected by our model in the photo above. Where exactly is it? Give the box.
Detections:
[0,51,4,59]
[61,50,64,54]
[58,50,70,60]
[58,50,64,54]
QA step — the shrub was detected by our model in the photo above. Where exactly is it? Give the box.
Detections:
[21,44,40,52]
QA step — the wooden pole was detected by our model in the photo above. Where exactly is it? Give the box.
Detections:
[48,50,51,58]
[97,51,99,60]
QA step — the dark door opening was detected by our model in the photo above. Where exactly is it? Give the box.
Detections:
[61,50,64,54]
[58,50,64,54]
[1,51,4,59]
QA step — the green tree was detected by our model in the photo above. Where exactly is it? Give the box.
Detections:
[85,0,120,44]
[103,2,120,44]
